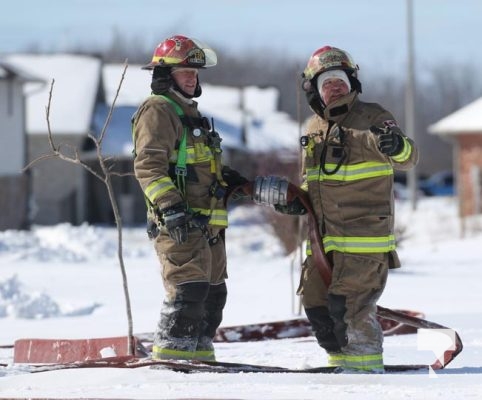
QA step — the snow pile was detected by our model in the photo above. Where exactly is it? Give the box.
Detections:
[0,223,150,262]
[0,275,101,319]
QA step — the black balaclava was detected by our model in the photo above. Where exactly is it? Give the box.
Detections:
[151,66,202,98]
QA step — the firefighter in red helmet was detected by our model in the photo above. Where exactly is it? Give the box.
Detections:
[141,34,218,98]
[132,35,247,361]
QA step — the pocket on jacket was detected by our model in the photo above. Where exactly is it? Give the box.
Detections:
[339,202,391,222]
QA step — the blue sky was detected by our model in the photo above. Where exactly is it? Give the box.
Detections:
[2,0,482,74]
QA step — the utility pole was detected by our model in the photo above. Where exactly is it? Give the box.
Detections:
[239,87,248,145]
[405,0,418,210]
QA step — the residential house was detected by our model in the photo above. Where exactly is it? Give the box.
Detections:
[0,61,43,230]
[429,97,482,218]
[5,54,103,225]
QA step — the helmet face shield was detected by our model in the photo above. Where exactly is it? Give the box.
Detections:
[191,38,217,67]
[303,46,358,81]
[142,35,217,70]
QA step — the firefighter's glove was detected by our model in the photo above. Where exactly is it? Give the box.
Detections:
[253,176,289,207]
[162,202,189,245]
[222,166,249,201]
[274,197,307,215]
[370,125,404,157]
[151,66,173,95]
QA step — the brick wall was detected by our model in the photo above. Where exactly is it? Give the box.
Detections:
[457,134,482,217]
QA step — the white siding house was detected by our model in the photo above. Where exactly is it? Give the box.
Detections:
[5,54,102,225]
[0,61,43,230]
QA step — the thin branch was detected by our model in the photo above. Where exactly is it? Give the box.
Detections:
[45,80,57,152]
[23,153,58,171]
[56,152,105,182]
[98,61,128,145]
[26,63,135,356]
[30,81,106,182]
[110,171,135,177]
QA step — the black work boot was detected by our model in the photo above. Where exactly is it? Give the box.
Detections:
[304,306,341,353]
[152,281,210,360]
[196,282,227,361]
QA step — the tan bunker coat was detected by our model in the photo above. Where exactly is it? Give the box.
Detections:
[132,90,229,360]
[299,91,418,371]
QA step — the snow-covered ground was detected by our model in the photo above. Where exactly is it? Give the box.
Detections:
[1,197,482,399]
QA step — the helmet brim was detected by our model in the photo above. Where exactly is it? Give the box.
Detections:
[141,62,157,70]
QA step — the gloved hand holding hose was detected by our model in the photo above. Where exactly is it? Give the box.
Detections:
[252,176,306,215]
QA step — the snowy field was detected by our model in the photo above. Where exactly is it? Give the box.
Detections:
[1,197,482,399]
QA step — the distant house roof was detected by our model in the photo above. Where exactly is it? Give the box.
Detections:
[0,61,43,83]
[5,54,102,135]
[103,64,150,106]
[428,97,482,136]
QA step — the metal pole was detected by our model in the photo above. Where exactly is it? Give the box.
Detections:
[294,72,304,316]
[240,87,248,146]
[405,0,418,210]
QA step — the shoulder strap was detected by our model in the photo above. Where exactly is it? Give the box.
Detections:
[159,94,184,116]
[158,95,189,195]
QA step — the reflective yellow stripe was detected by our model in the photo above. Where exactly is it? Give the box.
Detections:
[328,353,344,366]
[300,181,309,191]
[208,210,228,227]
[306,239,312,256]
[151,346,215,361]
[337,353,384,371]
[152,345,193,360]
[151,55,183,65]
[193,349,215,361]
[145,177,177,203]
[391,137,412,163]
[191,208,228,227]
[306,168,318,182]
[169,146,213,164]
[306,161,393,182]
[323,235,396,253]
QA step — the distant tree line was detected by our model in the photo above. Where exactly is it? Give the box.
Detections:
[25,31,482,176]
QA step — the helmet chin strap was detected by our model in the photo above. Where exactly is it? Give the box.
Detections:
[348,74,363,94]
[302,77,326,117]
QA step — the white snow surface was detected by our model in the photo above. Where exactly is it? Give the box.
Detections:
[1,198,482,399]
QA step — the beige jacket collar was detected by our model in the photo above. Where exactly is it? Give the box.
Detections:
[322,91,358,123]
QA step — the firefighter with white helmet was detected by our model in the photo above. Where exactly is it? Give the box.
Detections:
[254,45,418,372]
[132,35,247,361]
